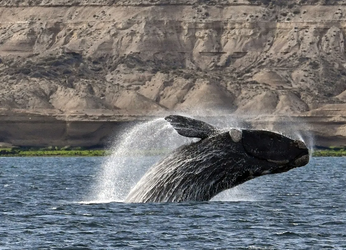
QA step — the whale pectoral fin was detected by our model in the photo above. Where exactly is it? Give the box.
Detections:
[165,115,217,139]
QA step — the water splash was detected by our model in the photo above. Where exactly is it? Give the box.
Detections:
[87,118,187,203]
[211,186,258,202]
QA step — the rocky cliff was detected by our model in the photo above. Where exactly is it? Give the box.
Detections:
[1,0,346,147]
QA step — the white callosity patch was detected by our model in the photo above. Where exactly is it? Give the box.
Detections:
[229,129,242,143]
[294,155,310,167]
[261,170,271,175]
[295,140,308,150]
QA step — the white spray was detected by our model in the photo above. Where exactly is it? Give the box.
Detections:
[87,118,187,203]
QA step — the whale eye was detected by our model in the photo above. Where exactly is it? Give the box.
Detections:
[229,129,242,143]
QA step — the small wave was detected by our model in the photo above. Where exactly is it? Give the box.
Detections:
[321,220,345,226]
[78,199,124,205]
[211,187,259,202]
[275,231,301,237]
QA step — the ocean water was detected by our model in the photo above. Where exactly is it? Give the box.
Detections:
[1,156,345,249]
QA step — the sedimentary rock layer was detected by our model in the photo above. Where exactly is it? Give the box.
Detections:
[1,0,346,146]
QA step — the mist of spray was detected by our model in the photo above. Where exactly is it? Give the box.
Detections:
[87,118,187,203]
[267,116,315,158]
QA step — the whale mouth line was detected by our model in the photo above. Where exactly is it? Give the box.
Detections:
[244,147,309,169]
[267,159,290,165]
[293,154,310,167]
[241,133,309,168]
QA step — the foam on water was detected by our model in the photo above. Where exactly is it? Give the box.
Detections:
[211,186,258,202]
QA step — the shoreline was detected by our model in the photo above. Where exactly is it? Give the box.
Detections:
[0,147,345,157]
[0,148,109,157]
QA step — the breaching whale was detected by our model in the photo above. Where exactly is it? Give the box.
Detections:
[125,115,310,203]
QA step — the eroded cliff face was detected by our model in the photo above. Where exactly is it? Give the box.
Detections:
[1,0,346,147]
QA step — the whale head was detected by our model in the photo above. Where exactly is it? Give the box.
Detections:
[166,115,310,176]
[229,128,310,174]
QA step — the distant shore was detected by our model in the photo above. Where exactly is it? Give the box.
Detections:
[0,148,109,157]
[0,147,345,157]
[312,148,346,157]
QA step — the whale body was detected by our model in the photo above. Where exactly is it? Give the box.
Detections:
[125,115,310,203]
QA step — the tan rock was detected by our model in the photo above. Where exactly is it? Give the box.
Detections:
[0,1,346,146]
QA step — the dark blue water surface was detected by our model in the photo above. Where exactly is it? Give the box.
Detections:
[1,157,345,249]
